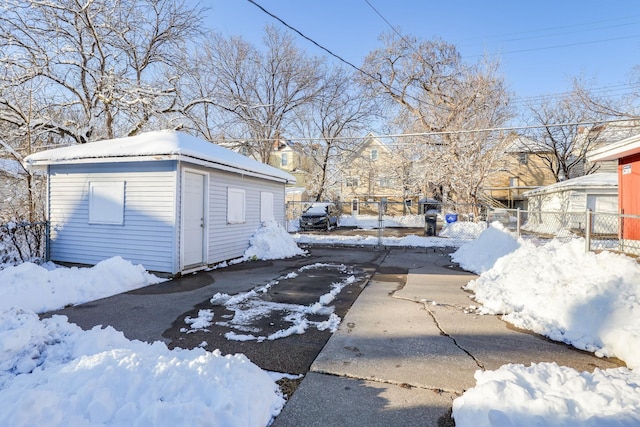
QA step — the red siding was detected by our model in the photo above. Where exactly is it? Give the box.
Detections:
[619,153,640,240]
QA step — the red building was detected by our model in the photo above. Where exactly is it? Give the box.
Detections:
[589,134,640,246]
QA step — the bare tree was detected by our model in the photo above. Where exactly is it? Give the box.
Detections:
[0,0,204,145]
[192,26,326,163]
[361,33,512,213]
[293,67,379,201]
[525,93,608,181]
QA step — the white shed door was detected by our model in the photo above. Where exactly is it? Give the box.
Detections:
[183,171,206,267]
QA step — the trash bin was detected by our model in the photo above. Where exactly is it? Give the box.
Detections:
[445,213,458,224]
[425,213,437,236]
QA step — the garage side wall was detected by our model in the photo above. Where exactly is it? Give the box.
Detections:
[48,161,177,273]
[206,169,285,264]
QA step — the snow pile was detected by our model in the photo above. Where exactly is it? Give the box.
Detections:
[460,234,640,368]
[0,256,165,313]
[451,223,521,273]
[0,309,284,426]
[439,221,487,240]
[243,221,306,260]
[453,362,640,427]
[453,227,640,426]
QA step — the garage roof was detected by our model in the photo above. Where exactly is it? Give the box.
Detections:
[24,130,295,184]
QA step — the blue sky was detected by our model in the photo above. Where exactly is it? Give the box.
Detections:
[202,1,640,104]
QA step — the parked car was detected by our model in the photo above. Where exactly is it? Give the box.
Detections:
[300,202,339,231]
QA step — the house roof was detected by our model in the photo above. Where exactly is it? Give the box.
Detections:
[523,173,618,197]
[588,133,640,162]
[503,133,549,153]
[24,130,295,183]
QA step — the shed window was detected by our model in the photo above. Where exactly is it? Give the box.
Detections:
[89,181,125,225]
[261,192,274,222]
[227,188,246,224]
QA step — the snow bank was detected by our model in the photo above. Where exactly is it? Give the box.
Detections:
[451,222,521,273]
[439,221,487,240]
[243,221,306,260]
[0,256,165,314]
[459,227,640,369]
[453,362,640,427]
[0,309,284,426]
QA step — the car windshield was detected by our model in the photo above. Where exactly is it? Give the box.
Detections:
[305,203,331,215]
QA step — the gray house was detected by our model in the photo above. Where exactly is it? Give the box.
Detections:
[25,130,295,276]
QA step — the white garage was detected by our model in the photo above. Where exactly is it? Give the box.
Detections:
[25,130,295,276]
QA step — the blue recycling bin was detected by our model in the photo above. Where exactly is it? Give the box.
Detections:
[445,213,458,224]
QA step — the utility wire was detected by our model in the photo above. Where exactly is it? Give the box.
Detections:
[246,0,446,112]
[213,117,640,144]
[466,34,640,58]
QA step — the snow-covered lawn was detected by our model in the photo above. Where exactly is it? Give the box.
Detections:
[451,223,640,427]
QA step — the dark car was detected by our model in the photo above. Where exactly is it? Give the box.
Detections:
[300,202,339,231]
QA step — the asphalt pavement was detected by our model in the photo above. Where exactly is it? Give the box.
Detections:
[43,245,624,427]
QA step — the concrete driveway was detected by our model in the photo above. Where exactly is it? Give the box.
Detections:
[44,246,623,426]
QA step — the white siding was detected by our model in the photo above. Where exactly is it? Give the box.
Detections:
[48,161,177,273]
[200,168,285,265]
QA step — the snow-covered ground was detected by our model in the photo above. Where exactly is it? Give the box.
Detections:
[451,223,640,427]
[0,222,303,427]
[2,219,640,426]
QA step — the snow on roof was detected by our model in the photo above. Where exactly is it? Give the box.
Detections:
[24,130,295,183]
[588,133,640,162]
[504,134,548,153]
[523,173,618,197]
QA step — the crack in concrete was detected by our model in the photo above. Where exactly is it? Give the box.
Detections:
[392,293,485,371]
[420,301,485,370]
[310,369,463,397]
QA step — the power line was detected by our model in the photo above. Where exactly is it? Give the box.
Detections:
[455,14,640,47]
[213,117,639,144]
[246,0,446,112]
[466,34,640,58]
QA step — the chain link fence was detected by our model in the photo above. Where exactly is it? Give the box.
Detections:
[0,221,48,267]
[286,200,640,256]
[487,208,640,257]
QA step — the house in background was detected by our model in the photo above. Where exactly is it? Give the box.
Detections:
[573,120,640,178]
[269,139,308,189]
[484,133,557,209]
[589,133,640,254]
[25,130,295,276]
[339,133,407,212]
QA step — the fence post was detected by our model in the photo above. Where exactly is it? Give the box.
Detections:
[377,200,384,248]
[516,208,521,236]
[585,209,592,253]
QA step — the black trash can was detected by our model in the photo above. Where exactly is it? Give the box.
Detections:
[425,213,437,236]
